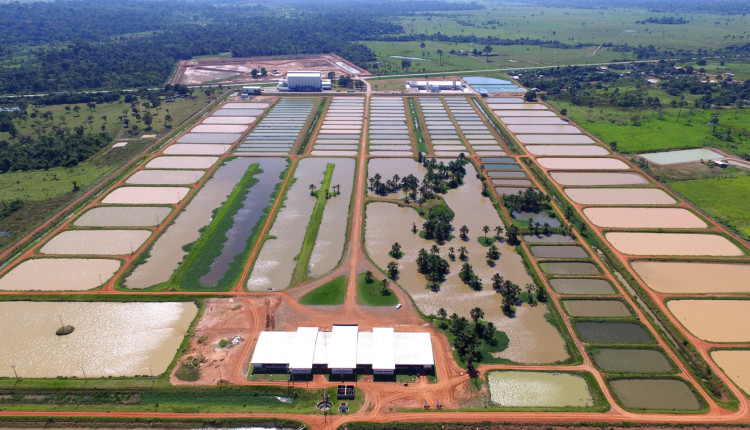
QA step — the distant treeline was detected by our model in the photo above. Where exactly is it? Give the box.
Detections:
[372,33,593,49]
[636,16,690,24]
[0,131,111,173]
[0,0,489,95]
[522,0,750,14]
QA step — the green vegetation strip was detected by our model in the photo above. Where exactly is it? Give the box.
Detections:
[299,275,347,306]
[169,163,261,290]
[407,97,428,154]
[357,273,399,306]
[290,163,335,285]
[296,97,326,155]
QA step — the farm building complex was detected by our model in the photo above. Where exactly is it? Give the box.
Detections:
[251,325,434,375]
[278,71,324,92]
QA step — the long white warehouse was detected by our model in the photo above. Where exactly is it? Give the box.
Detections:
[251,325,434,375]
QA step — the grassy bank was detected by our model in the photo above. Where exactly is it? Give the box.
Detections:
[169,163,261,290]
[290,163,335,285]
[357,272,399,306]
[299,275,347,306]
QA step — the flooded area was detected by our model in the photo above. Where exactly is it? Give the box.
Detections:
[574,321,653,343]
[145,156,218,169]
[549,278,616,295]
[605,232,743,256]
[200,158,288,287]
[593,348,673,373]
[500,117,568,125]
[583,208,707,229]
[0,301,196,378]
[640,148,724,165]
[541,262,600,275]
[487,371,594,408]
[512,211,561,227]
[177,133,241,144]
[126,158,253,289]
[191,124,248,134]
[365,200,567,364]
[530,245,587,259]
[40,230,151,255]
[0,258,120,291]
[562,300,631,317]
[75,206,171,227]
[564,188,675,205]
[525,145,609,156]
[247,158,329,291]
[102,186,190,205]
[711,350,750,394]
[126,169,204,185]
[551,172,649,186]
[632,261,750,294]
[308,158,355,278]
[667,300,750,342]
[537,157,630,170]
[609,379,702,411]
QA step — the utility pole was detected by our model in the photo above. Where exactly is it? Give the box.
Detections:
[10,365,18,381]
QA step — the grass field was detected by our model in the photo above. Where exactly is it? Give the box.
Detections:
[395,6,750,51]
[0,93,215,254]
[548,97,750,156]
[364,41,625,75]
[668,175,750,240]
[299,275,347,306]
[357,273,399,306]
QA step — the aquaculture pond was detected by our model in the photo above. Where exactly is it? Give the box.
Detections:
[565,188,676,205]
[126,158,253,289]
[592,348,673,373]
[523,234,576,244]
[0,258,120,291]
[550,172,649,186]
[530,245,587,259]
[74,206,171,227]
[605,232,743,257]
[487,371,594,408]
[667,300,750,343]
[246,158,330,291]
[540,262,600,276]
[548,278,616,295]
[583,207,706,229]
[609,379,702,411]
[0,301,196,378]
[40,230,151,255]
[632,261,750,294]
[711,350,750,395]
[199,158,288,287]
[574,321,653,344]
[563,300,631,318]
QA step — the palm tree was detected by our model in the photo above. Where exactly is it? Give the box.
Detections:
[495,225,504,238]
[470,307,484,323]
[436,49,443,65]
[448,246,456,260]
[430,244,440,255]
[460,225,469,240]
[309,184,316,195]
[482,225,490,237]
[459,246,468,260]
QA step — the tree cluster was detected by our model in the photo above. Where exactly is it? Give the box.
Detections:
[502,188,552,214]
[436,308,498,373]
[416,248,450,289]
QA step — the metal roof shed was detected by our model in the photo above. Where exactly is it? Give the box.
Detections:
[394,332,434,367]
[328,325,358,373]
[372,327,396,373]
[250,331,295,366]
[288,327,319,374]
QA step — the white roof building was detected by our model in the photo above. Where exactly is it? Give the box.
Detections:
[251,325,434,375]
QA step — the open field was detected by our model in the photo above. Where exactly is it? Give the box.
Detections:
[394,6,750,51]
[668,175,750,240]
[547,93,750,156]
[363,41,624,75]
